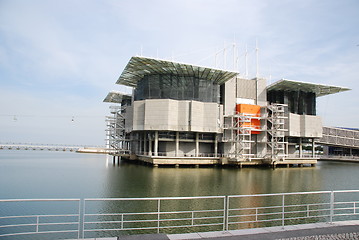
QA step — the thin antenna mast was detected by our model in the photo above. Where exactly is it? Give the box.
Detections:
[256,39,259,78]
[233,42,236,71]
[223,42,227,69]
[215,47,218,68]
[245,44,248,78]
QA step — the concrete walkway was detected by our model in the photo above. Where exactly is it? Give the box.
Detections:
[78,220,359,240]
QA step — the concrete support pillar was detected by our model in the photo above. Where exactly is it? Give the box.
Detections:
[299,138,303,158]
[195,132,199,157]
[286,137,289,157]
[214,135,218,157]
[312,138,315,158]
[139,133,142,155]
[231,116,234,140]
[323,145,329,156]
[154,131,158,156]
[176,132,179,157]
[144,133,147,154]
[149,136,152,156]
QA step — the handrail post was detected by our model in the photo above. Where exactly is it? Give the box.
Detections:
[82,199,86,239]
[157,199,161,234]
[330,191,334,223]
[121,214,124,229]
[354,202,356,215]
[78,199,82,239]
[282,194,285,228]
[36,216,39,232]
[225,196,230,231]
[222,196,226,232]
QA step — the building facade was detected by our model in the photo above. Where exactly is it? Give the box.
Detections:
[104,56,350,166]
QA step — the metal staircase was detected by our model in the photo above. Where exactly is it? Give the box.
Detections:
[267,103,287,161]
[223,113,260,161]
[105,105,130,154]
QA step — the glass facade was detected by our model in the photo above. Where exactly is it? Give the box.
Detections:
[134,74,219,103]
[267,90,316,115]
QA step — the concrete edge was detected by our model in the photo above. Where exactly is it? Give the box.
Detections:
[166,220,359,239]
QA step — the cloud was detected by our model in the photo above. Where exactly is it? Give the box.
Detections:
[0,0,358,144]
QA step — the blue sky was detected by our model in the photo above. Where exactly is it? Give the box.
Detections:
[0,0,358,145]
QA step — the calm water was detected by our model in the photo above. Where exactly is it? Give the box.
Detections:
[1,150,359,239]
[1,150,359,199]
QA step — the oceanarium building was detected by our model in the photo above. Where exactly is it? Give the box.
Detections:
[104,56,349,167]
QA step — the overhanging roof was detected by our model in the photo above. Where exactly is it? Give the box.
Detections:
[103,91,131,103]
[116,56,239,87]
[267,79,351,97]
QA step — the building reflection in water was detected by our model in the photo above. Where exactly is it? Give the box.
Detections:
[88,162,323,237]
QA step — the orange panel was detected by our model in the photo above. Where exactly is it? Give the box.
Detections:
[236,104,260,117]
[251,119,261,129]
[236,104,261,134]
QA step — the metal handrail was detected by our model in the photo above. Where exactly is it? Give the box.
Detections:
[0,198,81,238]
[2,191,359,239]
[83,196,226,237]
[138,151,223,158]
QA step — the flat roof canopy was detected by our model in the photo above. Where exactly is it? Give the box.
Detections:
[116,56,239,87]
[267,79,350,97]
[103,91,131,103]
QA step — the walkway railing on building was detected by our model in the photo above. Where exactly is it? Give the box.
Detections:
[318,127,359,148]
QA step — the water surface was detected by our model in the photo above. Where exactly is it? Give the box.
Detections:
[1,150,359,199]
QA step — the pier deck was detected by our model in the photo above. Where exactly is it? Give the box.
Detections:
[114,154,317,167]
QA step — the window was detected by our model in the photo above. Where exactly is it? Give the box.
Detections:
[134,74,219,103]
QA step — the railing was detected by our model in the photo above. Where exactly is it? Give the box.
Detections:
[227,191,330,230]
[320,155,359,160]
[318,127,359,148]
[287,153,321,158]
[138,151,223,158]
[83,196,226,237]
[0,199,81,239]
[2,191,359,239]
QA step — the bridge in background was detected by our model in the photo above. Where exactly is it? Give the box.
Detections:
[0,142,105,152]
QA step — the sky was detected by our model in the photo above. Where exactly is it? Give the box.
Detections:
[0,0,358,146]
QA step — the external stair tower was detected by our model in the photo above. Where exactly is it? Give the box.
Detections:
[267,103,288,162]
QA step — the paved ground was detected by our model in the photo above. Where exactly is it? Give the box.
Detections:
[77,220,359,240]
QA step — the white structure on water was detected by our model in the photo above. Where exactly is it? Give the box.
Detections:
[104,56,350,167]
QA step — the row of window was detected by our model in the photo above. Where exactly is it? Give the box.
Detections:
[134,74,220,103]
[132,131,216,140]
[267,90,316,115]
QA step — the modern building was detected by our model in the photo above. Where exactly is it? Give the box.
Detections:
[104,56,350,167]
[319,126,359,160]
